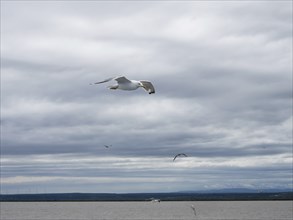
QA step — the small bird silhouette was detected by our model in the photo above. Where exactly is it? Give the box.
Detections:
[173,153,188,161]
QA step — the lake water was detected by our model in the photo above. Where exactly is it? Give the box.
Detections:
[1,201,292,220]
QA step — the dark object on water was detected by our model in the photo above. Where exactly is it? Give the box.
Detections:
[191,204,197,216]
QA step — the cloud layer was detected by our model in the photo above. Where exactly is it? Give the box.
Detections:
[1,1,292,193]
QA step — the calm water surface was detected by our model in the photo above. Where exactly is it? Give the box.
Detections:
[1,201,292,220]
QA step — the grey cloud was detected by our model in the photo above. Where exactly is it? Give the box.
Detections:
[1,1,292,193]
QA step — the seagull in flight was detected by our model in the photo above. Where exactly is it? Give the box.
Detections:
[104,145,112,148]
[91,76,155,94]
[173,153,188,161]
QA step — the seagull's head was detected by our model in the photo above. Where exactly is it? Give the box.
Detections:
[136,81,144,88]
[137,82,144,88]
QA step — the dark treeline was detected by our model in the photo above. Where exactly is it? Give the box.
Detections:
[1,192,292,202]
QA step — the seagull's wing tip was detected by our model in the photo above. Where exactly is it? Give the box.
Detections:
[94,77,114,84]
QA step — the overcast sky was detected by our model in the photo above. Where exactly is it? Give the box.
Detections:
[1,1,292,194]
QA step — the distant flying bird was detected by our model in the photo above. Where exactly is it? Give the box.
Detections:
[173,153,188,161]
[91,76,155,94]
[104,145,111,148]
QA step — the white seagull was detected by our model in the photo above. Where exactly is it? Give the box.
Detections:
[173,153,188,161]
[92,76,155,94]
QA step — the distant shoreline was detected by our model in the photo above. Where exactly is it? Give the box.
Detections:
[1,192,292,202]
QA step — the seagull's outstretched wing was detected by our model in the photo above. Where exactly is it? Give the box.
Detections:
[173,153,188,161]
[140,80,155,94]
[94,77,115,84]
[114,76,132,84]
[92,76,130,85]
[173,155,179,161]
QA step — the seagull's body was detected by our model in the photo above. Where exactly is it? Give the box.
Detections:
[92,76,155,94]
[173,153,188,161]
